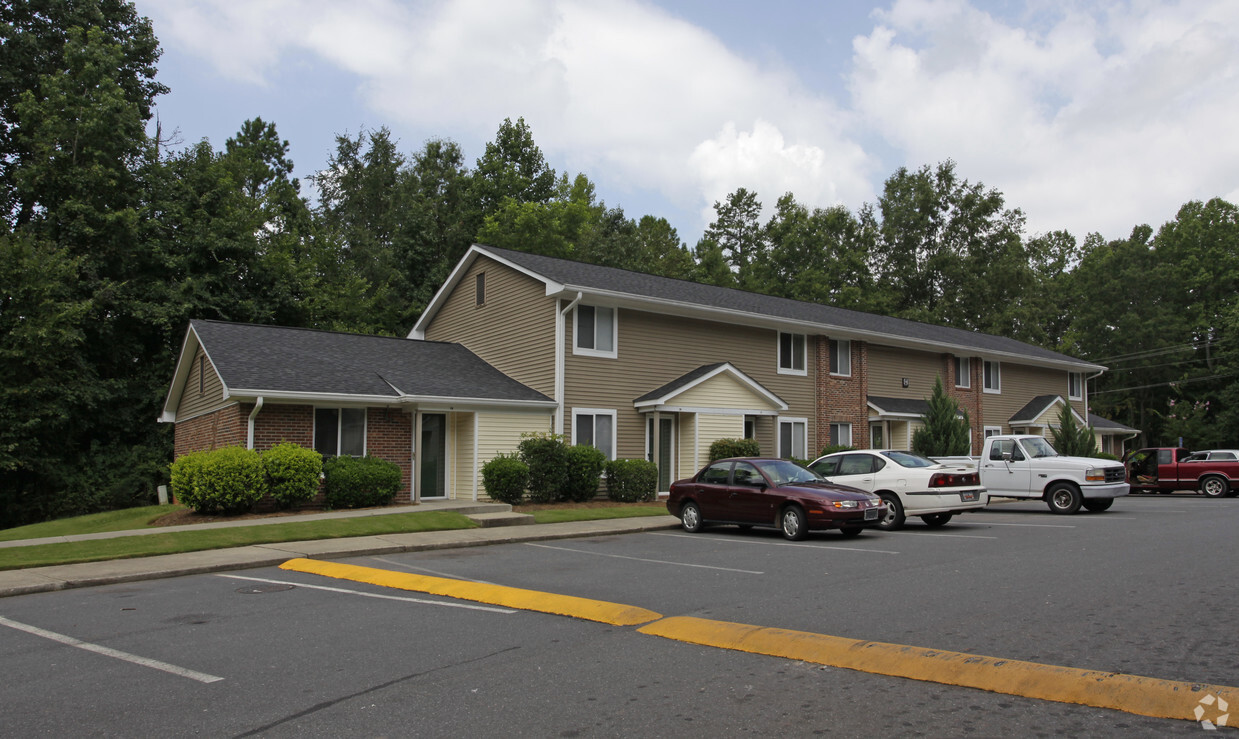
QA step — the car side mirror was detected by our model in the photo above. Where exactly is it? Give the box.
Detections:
[1001,452,1013,462]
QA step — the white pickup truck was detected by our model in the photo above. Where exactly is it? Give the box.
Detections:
[975,435,1129,514]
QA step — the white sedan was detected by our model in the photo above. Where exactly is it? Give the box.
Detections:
[807,450,988,530]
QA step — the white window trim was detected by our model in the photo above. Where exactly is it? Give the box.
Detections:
[984,425,1003,438]
[1068,372,1083,401]
[573,305,618,359]
[313,406,368,457]
[573,408,616,459]
[983,360,1001,394]
[830,339,852,378]
[955,356,971,388]
[777,332,807,376]
[829,421,853,448]
[778,416,808,458]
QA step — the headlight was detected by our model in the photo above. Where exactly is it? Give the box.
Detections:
[1085,468,1106,482]
[831,500,859,509]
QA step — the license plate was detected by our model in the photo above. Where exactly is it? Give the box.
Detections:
[961,491,978,502]
[864,508,878,521]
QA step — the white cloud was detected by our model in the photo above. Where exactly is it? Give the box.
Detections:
[849,0,1239,239]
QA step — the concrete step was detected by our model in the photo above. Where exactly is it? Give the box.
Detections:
[466,511,536,527]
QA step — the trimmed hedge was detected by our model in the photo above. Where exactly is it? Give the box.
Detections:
[482,453,529,505]
[263,443,323,509]
[518,433,570,503]
[172,446,267,514]
[605,459,658,502]
[564,445,607,502]
[322,455,402,509]
[817,444,854,457]
[709,438,760,462]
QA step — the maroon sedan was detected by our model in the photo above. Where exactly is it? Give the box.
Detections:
[666,457,886,540]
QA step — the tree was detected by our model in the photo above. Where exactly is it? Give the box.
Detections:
[1050,403,1097,457]
[470,117,556,216]
[912,376,972,457]
[759,194,880,310]
[702,187,764,288]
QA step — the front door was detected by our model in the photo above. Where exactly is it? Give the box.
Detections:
[420,413,447,499]
[647,416,675,491]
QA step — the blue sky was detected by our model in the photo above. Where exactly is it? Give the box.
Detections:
[137,0,1238,248]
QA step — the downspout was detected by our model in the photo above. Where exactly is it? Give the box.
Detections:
[247,397,264,450]
[1084,369,1105,452]
[556,292,583,435]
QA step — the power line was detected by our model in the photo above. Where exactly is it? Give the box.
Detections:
[1090,371,1239,395]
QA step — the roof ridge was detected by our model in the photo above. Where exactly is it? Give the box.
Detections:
[193,319,458,347]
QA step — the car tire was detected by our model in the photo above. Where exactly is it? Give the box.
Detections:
[877,492,905,531]
[1082,497,1114,512]
[920,512,953,528]
[839,525,863,538]
[780,505,808,541]
[1200,475,1230,499]
[680,501,703,533]
[1046,482,1082,514]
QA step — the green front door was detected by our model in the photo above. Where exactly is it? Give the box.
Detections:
[647,416,674,491]
[420,413,446,499]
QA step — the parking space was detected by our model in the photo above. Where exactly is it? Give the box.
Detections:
[1,495,1235,735]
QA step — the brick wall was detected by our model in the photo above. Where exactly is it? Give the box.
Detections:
[366,407,413,503]
[815,337,869,453]
[173,404,247,457]
[250,403,313,451]
[944,355,985,451]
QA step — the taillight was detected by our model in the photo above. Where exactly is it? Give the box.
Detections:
[930,471,979,487]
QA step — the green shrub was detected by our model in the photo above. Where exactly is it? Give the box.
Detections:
[482,453,529,505]
[262,443,323,509]
[564,445,607,502]
[169,450,209,507]
[177,446,267,514]
[518,432,570,503]
[709,438,760,462]
[322,456,402,509]
[1093,451,1119,461]
[605,459,659,502]
[817,444,854,457]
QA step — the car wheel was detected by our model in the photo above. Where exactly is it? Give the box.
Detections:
[839,525,863,538]
[1082,497,1114,512]
[780,505,808,541]
[1046,483,1082,514]
[680,501,703,533]
[920,513,953,528]
[877,492,905,531]
[1200,475,1230,499]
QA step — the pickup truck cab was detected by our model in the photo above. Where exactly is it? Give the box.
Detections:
[1125,447,1239,497]
[978,435,1129,514]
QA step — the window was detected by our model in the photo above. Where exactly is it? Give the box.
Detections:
[778,332,805,375]
[984,426,1003,438]
[573,409,615,459]
[839,453,878,475]
[983,360,1001,393]
[809,457,839,476]
[829,339,851,376]
[475,272,485,305]
[829,422,852,447]
[778,418,807,459]
[744,417,756,439]
[733,462,763,486]
[1068,372,1083,400]
[955,357,971,388]
[199,355,205,394]
[989,438,1024,461]
[700,461,731,485]
[870,423,884,449]
[575,305,616,357]
[314,408,366,457]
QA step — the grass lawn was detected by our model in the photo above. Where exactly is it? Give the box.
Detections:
[528,503,667,524]
[0,505,184,542]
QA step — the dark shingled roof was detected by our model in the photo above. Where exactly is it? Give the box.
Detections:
[1089,413,1139,433]
[868,396,932,416]
[1009,394,1068,424]
[480,245,1096,368]
[192,320,552,403]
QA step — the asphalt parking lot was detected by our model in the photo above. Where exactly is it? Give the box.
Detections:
[1,495,1236,736]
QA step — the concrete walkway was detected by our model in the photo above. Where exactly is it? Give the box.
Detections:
[0,501,680,598]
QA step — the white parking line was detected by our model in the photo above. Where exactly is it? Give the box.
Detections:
[217,575,516,613]
[955,521,1076,529]
[651,531,900,554]
[525,543,764,574]
[0,615,224,684]
[895,532,998,539]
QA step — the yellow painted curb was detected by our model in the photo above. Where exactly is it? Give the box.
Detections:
[279,558,662,626]
[638,616,1239,722]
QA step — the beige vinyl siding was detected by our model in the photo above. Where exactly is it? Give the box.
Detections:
[423,257,557,397]
[674,373,780,410]
[677,413,698,480]
[695,414,745,469]
[564,309,815,461]
[982,364,1086,430]
[471,410,554,501]
[867,345,947,397]
[177,346,229,420]
[451,411,475,500]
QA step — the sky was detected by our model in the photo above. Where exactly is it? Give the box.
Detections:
[136,0,1239,248]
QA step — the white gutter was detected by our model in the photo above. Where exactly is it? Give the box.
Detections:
[1084,369,1106,427]
[555,292,583,434]
[246,396,264,450]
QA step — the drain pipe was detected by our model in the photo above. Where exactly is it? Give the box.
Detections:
[556,292,583,435]
[247,396,264,450]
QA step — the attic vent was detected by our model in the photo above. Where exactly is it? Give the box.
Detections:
[476,272,485,305]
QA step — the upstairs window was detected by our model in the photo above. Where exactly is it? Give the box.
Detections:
[829,339,851,376]
[1068,372,1083,400]
[475,272,485,305]
[778,332,805,375]
[955,357,971,388]
[575,305,616,357]
[983,360,1001,393]
[314,408,366,457]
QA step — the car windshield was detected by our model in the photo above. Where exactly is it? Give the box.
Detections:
[881,451,937,468]
[754,459,823,486]
[1020,437,1059,458]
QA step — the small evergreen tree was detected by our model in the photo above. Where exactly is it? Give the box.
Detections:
[1051,403,1097,457]
[912,376,972,457]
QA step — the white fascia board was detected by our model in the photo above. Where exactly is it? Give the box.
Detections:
[160,324,231,423]
[640,405,778,416]
[228,388,558,412]
[546,284,1105,374]
[634,363,787,411]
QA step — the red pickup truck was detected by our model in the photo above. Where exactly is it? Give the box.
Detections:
[1124,447,1239,497]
